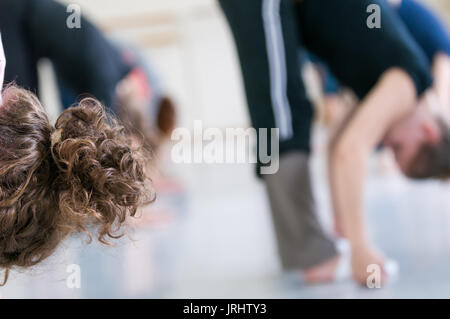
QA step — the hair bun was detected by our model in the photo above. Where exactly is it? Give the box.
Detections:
[0,87,154,284]
[51,98,154,241]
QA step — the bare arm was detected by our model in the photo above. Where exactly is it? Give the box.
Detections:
[328,68,417,247]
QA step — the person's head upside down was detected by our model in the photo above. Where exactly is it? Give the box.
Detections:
[0,35,154,285]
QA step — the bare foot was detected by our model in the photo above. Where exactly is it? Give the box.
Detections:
[302,254,341,284]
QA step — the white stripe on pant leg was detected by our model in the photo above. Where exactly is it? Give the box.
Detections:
[262,0,293,140]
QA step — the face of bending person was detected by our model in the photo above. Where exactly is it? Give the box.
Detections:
[382,104,442,176]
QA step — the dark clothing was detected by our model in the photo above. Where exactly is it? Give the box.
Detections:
[316,0,450,95]
[398,0,450,61]
[0,0,131,108]
[0,1,38,93]
[220,0,314,156]
[296,0,432,99]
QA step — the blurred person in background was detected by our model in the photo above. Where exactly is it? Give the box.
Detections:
[317,0,450,131]
[0,0,178,284]
[311,0,450,237]
[219,0,448,285]
[0,0,176,159]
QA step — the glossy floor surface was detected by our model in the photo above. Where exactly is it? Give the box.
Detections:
[3,129,450,299]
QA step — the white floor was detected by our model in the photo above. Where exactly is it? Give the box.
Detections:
[3,126,450,299]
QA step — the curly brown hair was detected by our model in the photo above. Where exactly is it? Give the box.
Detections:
[0,86,154,285]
